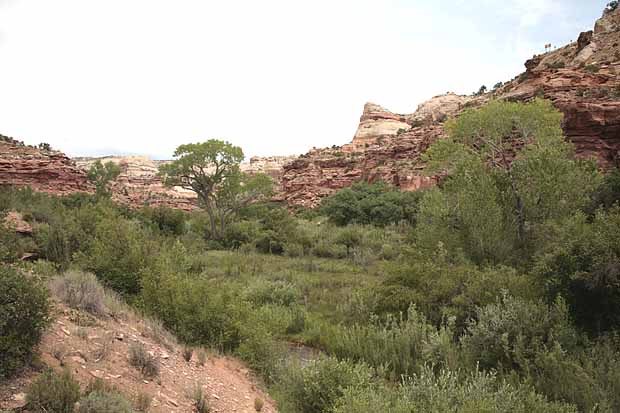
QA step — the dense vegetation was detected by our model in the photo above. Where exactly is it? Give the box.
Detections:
[2,99,620,412]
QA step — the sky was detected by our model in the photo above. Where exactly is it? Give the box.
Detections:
[0,0,610,160]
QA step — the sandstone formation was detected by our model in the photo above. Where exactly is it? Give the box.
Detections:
[278,6,620,207]
[73,154,297,211]
[0,135,93,195]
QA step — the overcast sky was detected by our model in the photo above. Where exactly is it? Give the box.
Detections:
[0,0,609,159]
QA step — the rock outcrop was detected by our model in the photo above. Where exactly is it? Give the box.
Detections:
[279,99,458,208]
[0,136,93,195]
[279,6,620,208]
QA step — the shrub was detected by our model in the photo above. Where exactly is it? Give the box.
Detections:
[333,366,577,413]
[197,348,208,366]
[237,327,287,384]
[128,342,160,378]
[0,266,50,379]
[77,391,133,413]
[378,259,539,331]
[276,357,373,413]
[243,280,301,307]
[534,209,620,333]
[26,369,80,413]
[320,182,422,227]
[75,216,152,295]
[50,271,107,317]
[324,306,457,379]
[584,64,600,73]
[461,294,579,373]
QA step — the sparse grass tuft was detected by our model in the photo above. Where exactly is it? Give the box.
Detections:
[197,348,208,366]
[50,271,107,317]
[128,342,160,378]
[183,346,193,362]
[188,385,211,413]
[135,391,153,412]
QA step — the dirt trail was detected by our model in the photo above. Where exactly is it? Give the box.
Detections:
[0,302,277,412]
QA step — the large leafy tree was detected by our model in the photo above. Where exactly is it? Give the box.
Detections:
[158,139,272,239]
[419,99,600,264]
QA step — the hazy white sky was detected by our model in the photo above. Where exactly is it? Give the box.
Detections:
[0,0,608,159]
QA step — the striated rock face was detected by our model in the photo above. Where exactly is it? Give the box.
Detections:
[0,136,93,195]
[279,99,455,208]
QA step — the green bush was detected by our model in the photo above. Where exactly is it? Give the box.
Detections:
[76,216,153,295]
[276,357,373,413]
[236,327,286,384]
[378,258,539,330]
[243,280,301,307]
[333,366,577,413]
[141,271,245,351]
[77,391,133,413]
[461,294,579,373]
[534,209,620,333]
[323,306,457,378]
[0,266,50,379]
[320,182,423,227]
[26,369,80,413]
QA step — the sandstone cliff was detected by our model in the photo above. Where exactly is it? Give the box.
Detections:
[279,6,620,208]
[0,135,93,195]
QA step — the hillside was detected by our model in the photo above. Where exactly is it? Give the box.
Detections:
[0,274,276,413]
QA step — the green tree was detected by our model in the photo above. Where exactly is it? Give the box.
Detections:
[87,160,121,198]
[534,208,620,333]
[159,140,272,239]
[420,99,599,263]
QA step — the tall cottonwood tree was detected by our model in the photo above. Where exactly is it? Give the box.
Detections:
[419,99,600,264]
[158,139,272,239]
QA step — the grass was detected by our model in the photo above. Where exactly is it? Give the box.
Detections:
[128,342,160,379]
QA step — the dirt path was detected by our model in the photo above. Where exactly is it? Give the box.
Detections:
[1,303,277,412]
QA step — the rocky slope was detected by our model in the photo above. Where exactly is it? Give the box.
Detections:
[279,6,620,208]
[0,297,276,412]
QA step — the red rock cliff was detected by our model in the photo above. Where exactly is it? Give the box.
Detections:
[0,136,93,195]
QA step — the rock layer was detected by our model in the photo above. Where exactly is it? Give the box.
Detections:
[0,136,93,195]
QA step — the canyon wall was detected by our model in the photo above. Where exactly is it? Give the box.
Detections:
[1,7,619,209]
